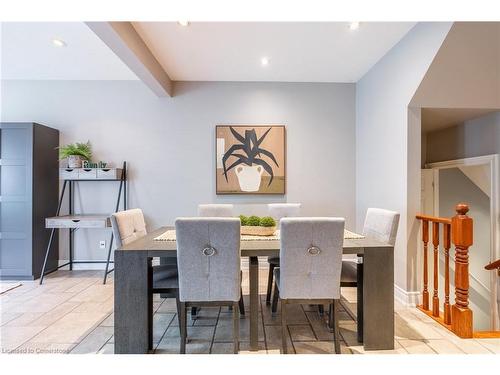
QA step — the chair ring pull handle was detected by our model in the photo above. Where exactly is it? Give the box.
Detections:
[307,246,321,256]
[202,247,217,256]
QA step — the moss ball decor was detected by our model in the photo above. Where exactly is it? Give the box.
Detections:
[259,216,276,227]
[247,215,261,226]
[239,215,249,226]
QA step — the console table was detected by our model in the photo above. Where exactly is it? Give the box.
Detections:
[40,161,127,284]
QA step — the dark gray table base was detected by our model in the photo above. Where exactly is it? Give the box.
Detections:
[114,229,395,354]
[114,251,151,354]
[363,247,394,350]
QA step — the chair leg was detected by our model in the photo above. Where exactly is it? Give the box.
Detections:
[328,303,334,332]
[333,299,340,354]
[271,280,279,316]
[180,302,187,354]
[233,302,240,354]
[175,295,182,328]
[266,263,275,304]
[239,288,245,316]
[318,304,324,315]
[191,306,198,318]
[281,299,288,354]
[148,291,153,351]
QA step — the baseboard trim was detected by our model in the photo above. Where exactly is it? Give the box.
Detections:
[394,284,420,307]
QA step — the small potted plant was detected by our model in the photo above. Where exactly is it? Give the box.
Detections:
[58,141,92,168]
[239,215,277,236]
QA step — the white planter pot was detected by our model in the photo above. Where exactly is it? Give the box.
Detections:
[67,155,83,168]
[235,165,264,192]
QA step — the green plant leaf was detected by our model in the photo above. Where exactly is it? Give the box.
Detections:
[58,141,92,161]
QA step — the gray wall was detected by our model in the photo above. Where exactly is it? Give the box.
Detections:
[1,80,356,264]
[356,22,452,296]
[426,111,500,163]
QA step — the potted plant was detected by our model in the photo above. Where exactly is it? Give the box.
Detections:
[239,215,277,236]
[58,141,92,168]
[222,127,279,192]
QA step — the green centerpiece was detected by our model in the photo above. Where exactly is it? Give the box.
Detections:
[239,215,277,236]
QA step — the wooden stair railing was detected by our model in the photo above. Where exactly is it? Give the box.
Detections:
[416,203,473,338]
[485,259,500,275]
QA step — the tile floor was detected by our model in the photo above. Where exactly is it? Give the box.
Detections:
[1,270,498,354]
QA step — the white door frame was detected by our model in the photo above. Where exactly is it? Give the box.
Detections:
[426,154,499,330]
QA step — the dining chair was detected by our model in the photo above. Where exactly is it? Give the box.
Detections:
[198,204,234,217]
[338,208,400,341]
[175,217,241,354]
[110,208,181,350]
[196,203,245,316]
[266,203,301,306]
[272,217,345,354]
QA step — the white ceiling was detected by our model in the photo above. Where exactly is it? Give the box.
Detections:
[132,22,416,82]
[1,22,137,80]
[1,22,415,82]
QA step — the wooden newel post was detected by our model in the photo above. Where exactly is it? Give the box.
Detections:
[422,220,429,310]
[451,203,473,338]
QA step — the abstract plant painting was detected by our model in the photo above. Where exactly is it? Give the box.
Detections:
[216,125,286,194]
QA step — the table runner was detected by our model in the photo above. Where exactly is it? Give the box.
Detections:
[154,229,364,242]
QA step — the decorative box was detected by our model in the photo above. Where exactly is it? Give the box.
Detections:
[78,168,97,179]
[60,168,79,180]
[97,168,122,180]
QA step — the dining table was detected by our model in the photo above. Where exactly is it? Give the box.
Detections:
[113,226,395,354]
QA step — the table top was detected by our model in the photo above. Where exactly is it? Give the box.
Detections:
[117,226,393,256]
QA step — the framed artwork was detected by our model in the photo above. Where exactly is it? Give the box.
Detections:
[216,125,286,195]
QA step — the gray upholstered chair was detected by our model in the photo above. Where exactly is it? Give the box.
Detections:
[196,203,245,316]
[198,204,234,217]
[272,217,344,354]
[266,203,301,305]
[340,208,399,341]
[110,209,181,350]
[175,217,241,354]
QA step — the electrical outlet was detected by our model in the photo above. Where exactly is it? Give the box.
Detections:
[99,240,106,249]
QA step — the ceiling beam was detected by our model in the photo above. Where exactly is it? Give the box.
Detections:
[86,22,173,97]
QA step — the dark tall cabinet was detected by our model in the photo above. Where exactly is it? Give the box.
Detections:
[0,123,59,280]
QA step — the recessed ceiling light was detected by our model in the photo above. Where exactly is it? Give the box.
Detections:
[177,21,190,27]
[52,38,67,47]
[261,57,270,66]
[349,22,360,31]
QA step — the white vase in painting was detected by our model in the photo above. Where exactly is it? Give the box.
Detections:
[235,165,264,192]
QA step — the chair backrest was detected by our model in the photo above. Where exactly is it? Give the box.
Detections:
[279,217,345,300]
[110,208,147,248]
[175,217,241,302]
[198,204,234,217]
[267,203,301,220]
[363,208,400,246]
